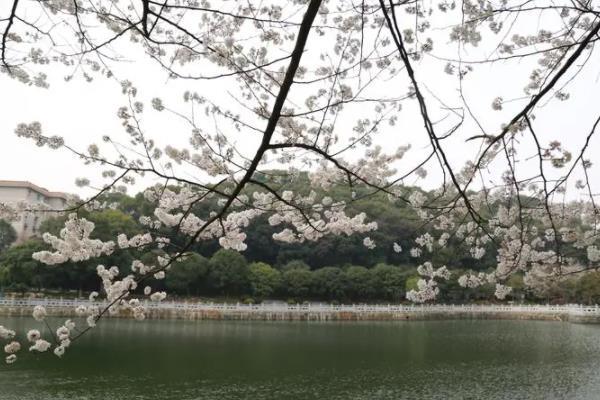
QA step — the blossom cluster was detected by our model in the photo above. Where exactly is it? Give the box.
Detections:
[2,0,599,365]
[33,214,115,265]
[2,307,76,364]
[406,262,452,303]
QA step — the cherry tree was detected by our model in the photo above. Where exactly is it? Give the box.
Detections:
[2,0,600,363]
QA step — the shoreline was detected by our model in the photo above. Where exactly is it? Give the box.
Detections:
[2,299,600,324]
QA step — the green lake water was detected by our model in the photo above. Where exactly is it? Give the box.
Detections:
[1,318,600,399]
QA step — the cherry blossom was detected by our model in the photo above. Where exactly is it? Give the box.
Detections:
[1,0,600,364]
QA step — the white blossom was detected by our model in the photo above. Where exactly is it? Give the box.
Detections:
[494,284,513,300]
[587,246,600,262]
[0,326,16,340]
[86,315,97,328]
[410,247,422,258]
[53,345,66,358]
[29,339,51,352]
[4,341,21,354]
[32,305,47,321]
[33,214,115,265]
[150,291,167,302]
[27,330,41,342]
[363,237,376,249]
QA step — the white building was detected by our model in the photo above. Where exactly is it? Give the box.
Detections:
[0,180,69,243]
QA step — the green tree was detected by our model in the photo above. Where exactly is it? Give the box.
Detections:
[165,253,209,296]
[0,219,17,252]
[312,267,347,301]
[577,272,600,304]
[506,274,525,301]
[281,259,311,271]
[208,249,249,296]
[371,263,408,302]
[248,262,282,299]
[405,275,419,292]
[282,268,313,300]
[0,239,55,291]
[345,265,377,301]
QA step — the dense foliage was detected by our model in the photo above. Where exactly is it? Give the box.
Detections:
[0,220,16,252]
[1,182,598,304]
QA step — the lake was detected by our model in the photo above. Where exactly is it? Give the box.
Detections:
[1,318,600,399]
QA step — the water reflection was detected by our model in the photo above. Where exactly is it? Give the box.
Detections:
[1,318,599,399]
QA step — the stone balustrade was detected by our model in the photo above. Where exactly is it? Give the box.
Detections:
[1,298,600,323]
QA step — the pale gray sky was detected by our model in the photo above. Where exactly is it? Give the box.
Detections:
[1,2,599,201]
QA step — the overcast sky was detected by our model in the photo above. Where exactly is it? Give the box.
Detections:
[1,2,599,201]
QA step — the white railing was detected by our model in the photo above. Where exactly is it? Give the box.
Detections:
[0,298,599,315]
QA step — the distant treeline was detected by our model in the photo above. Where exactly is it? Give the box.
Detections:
[0,175,598,303]
[3,241,600,304]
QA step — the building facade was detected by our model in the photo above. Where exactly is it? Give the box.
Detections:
[0,180,69,243]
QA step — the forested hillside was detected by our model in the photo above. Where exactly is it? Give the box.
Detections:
[1,174,597,304]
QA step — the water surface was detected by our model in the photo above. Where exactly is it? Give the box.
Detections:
[1,318,600,399]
